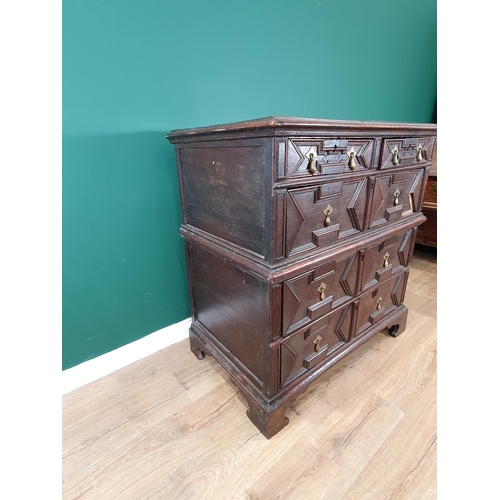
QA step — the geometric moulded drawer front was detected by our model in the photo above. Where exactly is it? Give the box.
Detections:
[379,136,435,170]
[282,251,359,335]
[353,271,409,338]
[280,302,353,388]
[281,137,376,178]
[360,229,414,293]
[368,168,425,229]
[285,178,368,257]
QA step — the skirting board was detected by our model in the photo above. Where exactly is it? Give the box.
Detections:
[62,317,191,395]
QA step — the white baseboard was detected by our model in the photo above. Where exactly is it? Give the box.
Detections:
[62,318,191,395]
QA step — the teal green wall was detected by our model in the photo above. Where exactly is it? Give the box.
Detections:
[63,0,437,370]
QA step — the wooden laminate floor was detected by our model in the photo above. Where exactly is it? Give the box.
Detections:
[62,246,437,500]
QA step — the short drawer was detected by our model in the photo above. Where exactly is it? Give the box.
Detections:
[359,229,414,293]
[280,303,353,387]
[282,251,360,335]
[379,136,435,170]
[353,271,409,338]
[284,177,369,257]
[277,137,376,179]
[367,168,426,229]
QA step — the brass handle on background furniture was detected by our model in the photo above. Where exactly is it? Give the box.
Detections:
[323,204,333,227]
[347,146,357,170]
[313,334,322,352]
[391,146,399,166]
[376,297,383,310]
[416,143,423,163]
[383,252,390,268]
[394,189,400,206]
[317,282,327,301]
[307,151,317,174]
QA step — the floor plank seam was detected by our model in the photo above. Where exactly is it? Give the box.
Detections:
[63,389,186,459]
[400,433,437,485]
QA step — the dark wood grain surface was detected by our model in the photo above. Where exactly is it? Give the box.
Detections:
[167,116,437,141]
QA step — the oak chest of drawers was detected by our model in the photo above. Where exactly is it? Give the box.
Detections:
[167,116,437,438]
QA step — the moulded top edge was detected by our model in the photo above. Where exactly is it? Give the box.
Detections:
[166,116,437,141]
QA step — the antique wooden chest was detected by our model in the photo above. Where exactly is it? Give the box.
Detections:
[166,116,437,438]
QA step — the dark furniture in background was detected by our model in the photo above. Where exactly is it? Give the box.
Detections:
[415,141,437,247]
[167,117,437,438]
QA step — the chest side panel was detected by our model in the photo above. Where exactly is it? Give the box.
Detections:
[189,243,269,388]
[179,140,269,257]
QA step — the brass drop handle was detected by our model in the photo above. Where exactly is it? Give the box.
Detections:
[394,189,400,206]
[323,204,333,227]
[383,252,390,268]
[313,334,322,352]
[307,151,317,174]
[376,297,383,310]
[317,282,327,301]
[391,146,399,166]
[347,146,357,171]
[416,143,423,163]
